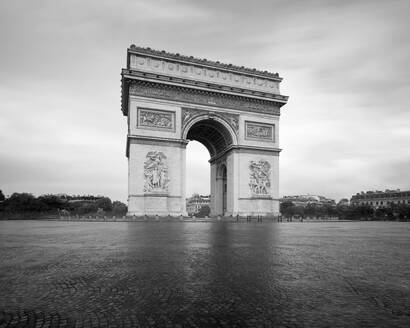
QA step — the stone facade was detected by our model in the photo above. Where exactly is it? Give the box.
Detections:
[121,46,288,216]
[186,194,210,215]
[351,189,410,208]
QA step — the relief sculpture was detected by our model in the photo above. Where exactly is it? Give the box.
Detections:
[220,113,239,133]
[182,108,204,125]
[246,122,274,141]
[130,82,281,116]
[181,108,239,135]
[139,109,174,130]
[249,160,271,195]
[144,151,169,192]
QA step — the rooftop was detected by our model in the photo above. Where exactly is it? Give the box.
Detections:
[128,45,282,81]
[352,189,409,198]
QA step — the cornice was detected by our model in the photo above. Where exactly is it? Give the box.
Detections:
[209,145,282,164]
[122,69,288,102]
[128,45,282,81]
[126,135,188,157]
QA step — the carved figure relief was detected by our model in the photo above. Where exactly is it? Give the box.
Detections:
[220,113,239,133]
[129,82,281,116]
[182,107,205,125]
[138,108,174,130]
[144,151,169,192]
[245,121,274,141]
[181,108,239,135]
[249,160,271,195]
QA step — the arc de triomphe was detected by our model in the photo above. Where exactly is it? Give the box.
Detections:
[121,45,288,216]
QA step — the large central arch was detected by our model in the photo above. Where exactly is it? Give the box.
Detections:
[183,115,236,215]
[121,45,288,216]
[185,118,233,157]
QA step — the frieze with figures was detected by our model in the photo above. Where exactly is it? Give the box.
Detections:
[245,121,274,141]
[129,81,281,116]
[138,108,175,131]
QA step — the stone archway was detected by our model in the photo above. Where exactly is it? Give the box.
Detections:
[121,45,288,216]
[183,116,235,216]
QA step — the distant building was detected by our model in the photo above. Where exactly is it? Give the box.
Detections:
[280,195,335,207]
[54,194,105,204]
[186,194,210,215]
[337,198,350,206]
[350,189,410,208]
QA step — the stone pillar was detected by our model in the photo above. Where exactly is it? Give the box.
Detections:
[127,140,186,216]
[225,151,240,216]
[235,150,280,216]
[210,163,218,216]
[180,146,187,216]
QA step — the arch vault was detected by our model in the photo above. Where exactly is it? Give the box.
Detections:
[121,45,288,216]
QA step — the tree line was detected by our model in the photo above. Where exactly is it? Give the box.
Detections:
[280,201,410,221]
[0,190,127,217]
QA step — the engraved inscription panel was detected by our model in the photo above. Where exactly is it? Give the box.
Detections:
[138,108,175,131]
[245,121,274,141]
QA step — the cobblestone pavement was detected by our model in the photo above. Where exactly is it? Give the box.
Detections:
[0,221,409,328]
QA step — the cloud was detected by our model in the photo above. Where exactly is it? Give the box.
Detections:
[0,0,409,202]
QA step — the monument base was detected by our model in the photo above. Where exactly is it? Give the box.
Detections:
[235,198,280,216]
[127,194,187,216]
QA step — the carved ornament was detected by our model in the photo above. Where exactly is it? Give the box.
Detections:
[138,108,175,131]
[129,54,280,95]
[249,160,271,195]
[128,45,282,80]
[181,108,239,136]
[245,121,274,141]
[128,81,280,116]
[144,151,169,193]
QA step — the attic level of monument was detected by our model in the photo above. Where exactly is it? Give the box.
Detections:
[127,45,283,80]
[121,46,288,117]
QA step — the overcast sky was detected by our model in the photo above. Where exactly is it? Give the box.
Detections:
[1,0,409,202]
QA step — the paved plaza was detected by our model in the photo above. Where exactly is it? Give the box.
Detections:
[0,221,409,327]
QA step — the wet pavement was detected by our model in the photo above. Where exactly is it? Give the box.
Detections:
[0,221,409,327]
